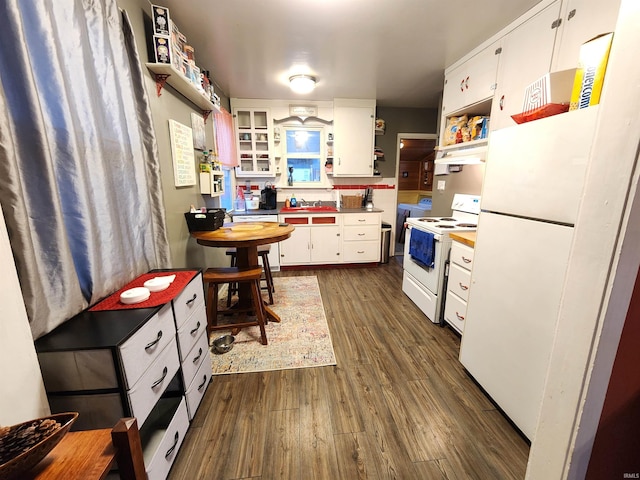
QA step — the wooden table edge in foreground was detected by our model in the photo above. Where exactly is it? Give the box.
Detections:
[192,222,295,324]
[25,418,145,480]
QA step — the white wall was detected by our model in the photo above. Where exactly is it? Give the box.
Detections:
[0,204,49,424]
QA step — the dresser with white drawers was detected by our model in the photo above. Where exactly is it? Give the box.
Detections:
[444,234,476,335]
[35,269,211,480]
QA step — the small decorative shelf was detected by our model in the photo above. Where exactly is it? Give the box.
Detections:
[146,63,221,121]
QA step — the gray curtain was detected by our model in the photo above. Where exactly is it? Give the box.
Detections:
[0,0,171,339]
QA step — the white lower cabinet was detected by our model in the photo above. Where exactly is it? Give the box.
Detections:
[35,270,212,480]
[279,212,382,266]
[444,241,474,334]
[342,213,381,263]
[279,214,341,265]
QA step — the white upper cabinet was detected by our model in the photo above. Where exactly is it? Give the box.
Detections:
[551,0,621,72]
[332,99,376,177]
[442,40,502,116]
[489,1,563,131]
[233,108,274,177]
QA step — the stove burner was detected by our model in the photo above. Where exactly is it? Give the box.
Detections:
[418,218,439,222]
[456,223,477,228]
[436,224,455,229]
[439,217,457,221]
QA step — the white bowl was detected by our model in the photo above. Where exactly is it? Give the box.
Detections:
[120,287,151,304]
[143,277,172,292]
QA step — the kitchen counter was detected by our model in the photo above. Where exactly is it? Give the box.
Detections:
[450,231,476,248]
[232,203,383,216]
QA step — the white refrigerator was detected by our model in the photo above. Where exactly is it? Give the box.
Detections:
[459,106,599,440]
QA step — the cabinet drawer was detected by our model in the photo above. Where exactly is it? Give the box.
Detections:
[176,301,207,361]
[185,355,212,420]
[343,241,379,262]
[343,213,380,226]
[448,263,472,302]
[173,273,205,329]
[180,331,210,388]
[144,396,189,480]
[344,225,379,242]
[451,241,474,270]
[119,303,175,390]
[127,337,180,426]
[444,291,467,335]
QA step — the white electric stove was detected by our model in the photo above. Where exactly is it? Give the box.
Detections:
[402,194,480,324]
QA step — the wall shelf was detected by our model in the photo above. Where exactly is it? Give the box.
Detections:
[146,63,221,120]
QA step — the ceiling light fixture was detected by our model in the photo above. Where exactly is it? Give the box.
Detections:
[289,74,316,94]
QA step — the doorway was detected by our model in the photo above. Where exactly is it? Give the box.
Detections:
[394,133,437,256]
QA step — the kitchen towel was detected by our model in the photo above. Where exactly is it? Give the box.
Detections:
[409,228,435,268]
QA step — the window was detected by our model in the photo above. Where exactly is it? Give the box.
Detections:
[284,128,323,184]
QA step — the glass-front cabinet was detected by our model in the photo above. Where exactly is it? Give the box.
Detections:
[233,108,274,177]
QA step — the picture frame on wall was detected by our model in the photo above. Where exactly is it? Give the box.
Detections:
[191,112,206,151]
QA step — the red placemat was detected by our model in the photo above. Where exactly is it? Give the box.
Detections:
[89,270,198,311]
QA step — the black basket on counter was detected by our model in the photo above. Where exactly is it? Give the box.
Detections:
[184,209,226,232]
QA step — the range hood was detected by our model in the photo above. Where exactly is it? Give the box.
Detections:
[435,140,488,165]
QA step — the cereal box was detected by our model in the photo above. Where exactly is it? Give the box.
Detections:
[570,33,614,111]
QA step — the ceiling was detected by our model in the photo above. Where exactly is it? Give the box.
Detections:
[159,0,541,108]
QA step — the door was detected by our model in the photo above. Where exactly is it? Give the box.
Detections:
[279,226,310,265]
[490,1,563,131]
[551,0,621,72]
[333,102,375,176]
[402,226,443,295]
[311,226,341,263]
[482,106,598,225]
[459,211,574,439]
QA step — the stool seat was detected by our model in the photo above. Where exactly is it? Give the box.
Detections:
[204,266,268,345]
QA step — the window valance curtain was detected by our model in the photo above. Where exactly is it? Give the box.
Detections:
[214,108,238,167]
[0,1,170,338]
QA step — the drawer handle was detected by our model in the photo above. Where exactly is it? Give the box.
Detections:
[462,256,472,263]
[144,330,163,351]
[193,347,203,364]
[456,311,465,321]
[198,374,208,391]
[151,366,168,389]
[357,250,365,254]
[358,219,366,222]
[458,282,469,291]
[358,233,365,236]
[190,321,201,335]
[186,293,197,306]
[165,431,180,459]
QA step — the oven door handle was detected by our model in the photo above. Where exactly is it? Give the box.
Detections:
[406,225,444,242]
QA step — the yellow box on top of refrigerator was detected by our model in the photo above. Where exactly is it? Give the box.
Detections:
[569,33,614,111]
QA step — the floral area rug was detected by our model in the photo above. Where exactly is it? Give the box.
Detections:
[209,276,337,374]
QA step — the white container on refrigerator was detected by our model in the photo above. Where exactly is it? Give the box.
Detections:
[459,106,600,440]
[231,215,280,271]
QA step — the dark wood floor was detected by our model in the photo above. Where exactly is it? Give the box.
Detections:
[169,258,530,480]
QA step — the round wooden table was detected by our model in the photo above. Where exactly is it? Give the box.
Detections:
[191,222,294,323]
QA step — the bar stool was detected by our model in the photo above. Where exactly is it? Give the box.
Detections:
[204,266,268,345]
[226,245,274,305]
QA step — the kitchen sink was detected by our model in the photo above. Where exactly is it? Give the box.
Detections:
[280,205,339,213]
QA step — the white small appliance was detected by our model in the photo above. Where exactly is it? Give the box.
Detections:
[402,193,480,324]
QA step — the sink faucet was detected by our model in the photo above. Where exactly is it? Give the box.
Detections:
[313,200,322,207]
[299,198,307,207]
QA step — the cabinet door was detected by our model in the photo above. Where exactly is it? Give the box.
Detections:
[442,40,501,116]
[490,1,563,131]
[279,226,310,265]
[233,108,273,176]
[310,226,341,263]
[551,0,620,72]
[333,105,375,176]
